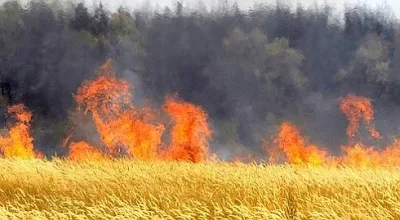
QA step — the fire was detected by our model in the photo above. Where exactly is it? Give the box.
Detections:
[94,108,165,159]
[2,58,394,167]
[73,59,164,159]
[68,141,108,161]
[163,97,212,163]
[339,143,379,168]
[338,94,385,167]
[232,154,255,164]
[270,122,326,166]
[208,153,219,162]
[338,140,400,168]
[339,94,381,141]
[0,104,38,159]
[64,60,212,162]
[265,93,400,168]
[380,139,400,167]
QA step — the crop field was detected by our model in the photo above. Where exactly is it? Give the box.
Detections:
[0,159,399,219]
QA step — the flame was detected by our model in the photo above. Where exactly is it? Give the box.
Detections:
[265,94,400,168]
[232,154,255,164]
[380,139,400,167]
[233,156,244,164]
[271,122,326,166]
[339,143,379,168]
[0,104,39,159]
[337,94,385,167]
[94,108,165,159]
[58,60,400,167]
[339,94,381,141]
[208,153,220,162]
[163,97,212,163]
[68,141,108,161]
[73,59,164,159]
[337,139,400,168]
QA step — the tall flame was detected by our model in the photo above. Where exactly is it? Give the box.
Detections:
[0,104,38,159]
[339,94,381,141]
[270,122,326,166]
[163,97,212,162]
[73,60,165,159]
[338,94,384,167]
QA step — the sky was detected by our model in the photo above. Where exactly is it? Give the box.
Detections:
[0,0,398,18]
[92,0,399,17]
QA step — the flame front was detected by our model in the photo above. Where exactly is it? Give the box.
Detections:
[3,59,399,168]
[265,93,400,168]
[73,60,165,159]
[0,104,38,159]
[163,97,212,162]
[68,141,108,161]
[270,122,326,166]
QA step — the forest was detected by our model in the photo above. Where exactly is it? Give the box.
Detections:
[0,0,398,159]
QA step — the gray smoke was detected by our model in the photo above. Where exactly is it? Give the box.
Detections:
[0,0,398,159]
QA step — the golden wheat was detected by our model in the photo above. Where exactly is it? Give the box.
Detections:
[0,159,399,219]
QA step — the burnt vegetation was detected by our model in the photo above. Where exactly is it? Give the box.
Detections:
[0,0,398,158]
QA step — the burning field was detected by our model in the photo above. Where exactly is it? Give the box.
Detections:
[1,60,400,219]
[3,59,400,167]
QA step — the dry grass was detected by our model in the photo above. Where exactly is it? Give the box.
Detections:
[0,159,399,219]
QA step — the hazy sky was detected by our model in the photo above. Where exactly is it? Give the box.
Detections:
[93,0,399,16]
[0,0,398,17]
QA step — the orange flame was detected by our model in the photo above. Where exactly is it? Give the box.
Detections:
[337,140,400,168]
[232,154,255,164]
[339,143,379,167]
[339,94,381,141]
[271,122,326,166]
[380,139,400,167]
[265,94,400,168]
[337,94,385,167]
[94,108,165,159]
[72,59,165,159]
[0,104,39,159]
[163,97,212,162]
[68,141,108,161]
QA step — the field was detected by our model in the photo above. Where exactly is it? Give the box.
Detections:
[0,159,399,219]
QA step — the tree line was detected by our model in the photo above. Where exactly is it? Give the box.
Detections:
[0,0,398,157]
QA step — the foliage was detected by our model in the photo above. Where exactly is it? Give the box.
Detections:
[0,0,398,155]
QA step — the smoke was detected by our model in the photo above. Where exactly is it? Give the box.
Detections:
[0,0,399,160]
[121,69,146,107]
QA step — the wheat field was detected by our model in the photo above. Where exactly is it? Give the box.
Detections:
[0,159,399,219]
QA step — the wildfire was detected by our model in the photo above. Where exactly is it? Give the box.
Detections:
[163,97,212,163]
[338,94,385,167]
[380,139,400,167]
[68,141,108,161]
[73,59,165,159]
[269,122,326,166]
[339,94,381,141]
[63,60,214,162]
[264,93,400,168]
[4,59,399,168]
[336,140,400,168]
[0,104,39,159]
[232,154,255,164]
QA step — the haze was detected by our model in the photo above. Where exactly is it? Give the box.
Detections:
[95,0,399,17]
